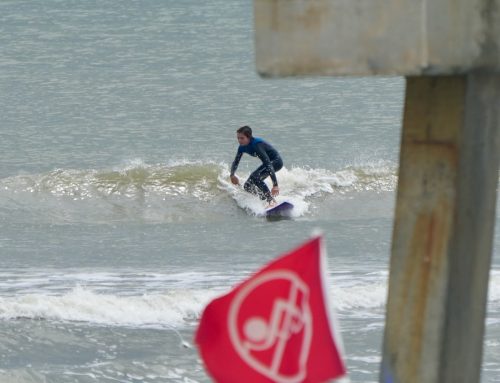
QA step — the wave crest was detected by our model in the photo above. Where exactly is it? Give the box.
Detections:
[0,160,397,222]
[2,161,223,201]
[0,286,216,328]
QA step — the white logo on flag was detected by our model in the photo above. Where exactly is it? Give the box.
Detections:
[228,270,313,383]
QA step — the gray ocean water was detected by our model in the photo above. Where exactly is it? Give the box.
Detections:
[1,1,499,382]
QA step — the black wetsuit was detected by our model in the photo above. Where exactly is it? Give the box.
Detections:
[230,137,283,202]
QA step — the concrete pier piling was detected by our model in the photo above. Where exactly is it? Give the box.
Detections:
[382,74,500,383]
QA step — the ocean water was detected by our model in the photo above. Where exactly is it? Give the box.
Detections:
[0,1,499,382]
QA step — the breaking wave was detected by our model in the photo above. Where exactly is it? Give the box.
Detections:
[0,159,397,222]
[0,160,222,201]
[0,286,214,328]
[2,268,500,329]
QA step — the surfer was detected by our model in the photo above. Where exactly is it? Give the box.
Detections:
[230,126,283,207]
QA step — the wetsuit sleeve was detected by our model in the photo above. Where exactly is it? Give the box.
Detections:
[230,151,243,176]
[255,142,278,186]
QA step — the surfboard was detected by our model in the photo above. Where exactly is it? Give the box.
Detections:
[265,201,294,217]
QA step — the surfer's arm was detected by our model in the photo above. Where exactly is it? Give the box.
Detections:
[255,143,278,186]
[230,151,242,176]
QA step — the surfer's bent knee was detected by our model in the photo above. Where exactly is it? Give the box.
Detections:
[244,179,256,193]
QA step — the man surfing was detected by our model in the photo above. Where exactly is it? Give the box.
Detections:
[230,126,283,208]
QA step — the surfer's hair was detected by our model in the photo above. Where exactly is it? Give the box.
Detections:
[237,125,252,138]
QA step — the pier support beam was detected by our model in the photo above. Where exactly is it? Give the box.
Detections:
[381,74,500,383]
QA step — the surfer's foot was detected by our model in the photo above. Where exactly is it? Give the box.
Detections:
[266,200,277,209]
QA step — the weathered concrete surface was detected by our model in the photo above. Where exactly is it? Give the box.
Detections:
[254,0,500,76]
[380,74,500,383]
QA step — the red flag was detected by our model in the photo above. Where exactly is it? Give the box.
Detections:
[195,236,346,383]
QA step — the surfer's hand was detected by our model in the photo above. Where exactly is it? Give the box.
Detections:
[230,175,239,185]
[271,186,279,196]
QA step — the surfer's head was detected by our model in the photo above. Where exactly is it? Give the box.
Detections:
[237,125,252,145]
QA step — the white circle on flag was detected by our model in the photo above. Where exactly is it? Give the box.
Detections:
[228,270,313,383]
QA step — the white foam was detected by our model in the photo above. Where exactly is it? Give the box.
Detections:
[218,166,314,217]
[218,162,397,217]
[0,286,218,328]
[0,269,232,297]
[331,281,387,313]
[332,268,500,315]
[347,355,381,364]
[2,267,500,329]
[488,271,500,310]
[0,268,389,327]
